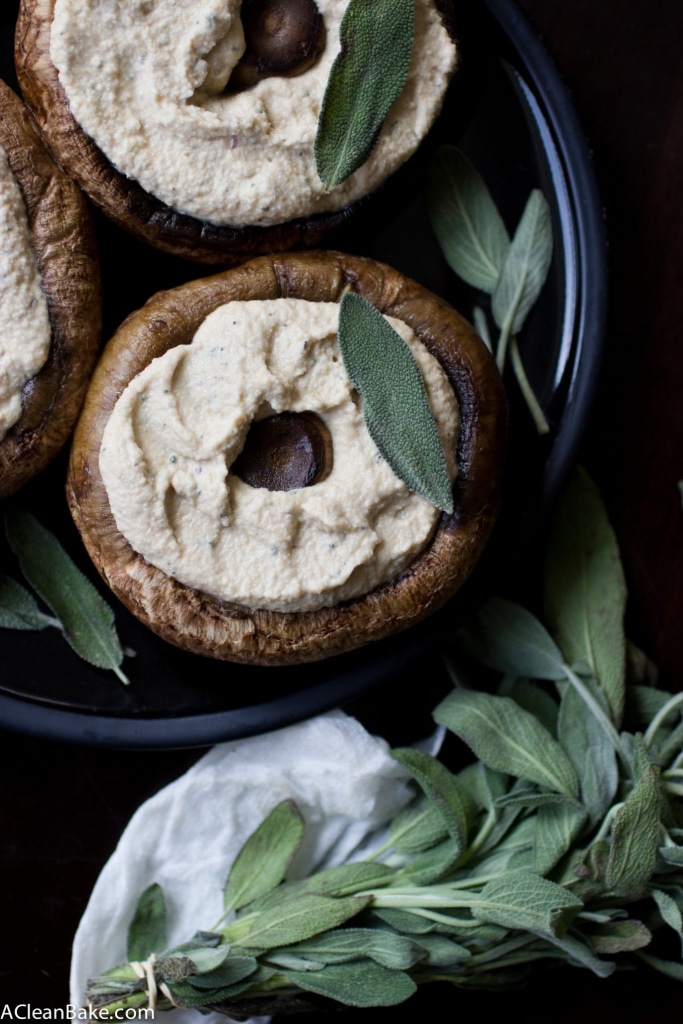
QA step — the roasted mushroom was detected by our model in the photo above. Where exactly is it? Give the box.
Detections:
[229,0,326,91]
[67,251,506,666]
[0,78,100,501]
[16,0,457,264]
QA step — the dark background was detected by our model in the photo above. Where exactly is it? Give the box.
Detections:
[2,0,683,1018]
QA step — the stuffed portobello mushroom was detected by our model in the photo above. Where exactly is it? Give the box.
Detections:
[67,251,506,666]
[0,78,100,500]
[16,0,457,263]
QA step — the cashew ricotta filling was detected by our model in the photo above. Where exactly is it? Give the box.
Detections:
[50,0,456,227]
[99,299,459,613]
[0,144,51,442]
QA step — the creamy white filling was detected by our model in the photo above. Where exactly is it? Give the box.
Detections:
[0,144,51,442]
[99,299,459,613]
[50,0,456,227]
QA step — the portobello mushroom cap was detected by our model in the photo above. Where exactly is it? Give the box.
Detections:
[66,251,507,666]
[0,78,100,500]
[15,0,457,265]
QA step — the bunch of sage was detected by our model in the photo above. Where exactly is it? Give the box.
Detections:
[85,466,683,1015]
[428,146,553,434]
[0,505,130,683]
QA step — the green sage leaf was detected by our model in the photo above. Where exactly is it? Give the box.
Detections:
[247,862,395,914]
[651,889,683,954]
[589,919,652,955]
[659,845,683,867]
[456,597,567,680]
[533,802,587,875]
[4,506,128,682]
[186,956,257,990]
[287,928,424,970]
[544,466,627,725]
[558,684,619,827]
[413,933,471,966]
[0,574,56,630]
[472,871,582,938]
[284,960,417,1007]
[229,894,369,950]
[636,951,683,981]
[434,689,579,798]
[126,882,167,962]
[391,748,470,856]
[223,800,304,914]
[498,677,559,736]
[315,0,414,189]
[338,292,453,512]
[491,189,553,335]
[371,908,436,935]
[427,146,510,292]
[544,932,615,977]
[402,837,460,886]
[606,764,661,898]
[389,798,449,854]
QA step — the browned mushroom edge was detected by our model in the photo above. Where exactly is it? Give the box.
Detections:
[15,0,457,265]
[66,251,507,667]
[0,78,101,501]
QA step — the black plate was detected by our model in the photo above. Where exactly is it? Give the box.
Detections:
[0,0,606,747]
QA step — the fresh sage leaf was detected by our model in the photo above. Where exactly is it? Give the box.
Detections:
[4,506,128,683]
[472,871,582,938]
[338,292,453,512]
[606,764,661,898]
[533,802,587,875]
[284,960,417,1008]
[247,861,395,914]
[498,677,559,736]
[126,882,167,962]
[389,798,449,854]
[228,894,369,950]
[223,800,304,914]
[495,792,573,812]
[427,146,510,293]
[636,951,683,981]
[185,947,231,975]
[315,0,414,189]
[651,889,683,954]
[434,689,579,798]
[371,908,436,935]
[287,928,424,970]
[391,748,470,857]
[589,919,652,955]
[186,956,257,990]
[658,846,683,868]
[402,837,460,886]
[0,575,57,630]
[558,684,619,827]
[544,932,616,978]
[413,934,471,966]
[491,189,553,338]
[544,466,627,725]
[456,597,567,681]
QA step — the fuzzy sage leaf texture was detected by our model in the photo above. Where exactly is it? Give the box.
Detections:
[126,883,167,962]
[3,506,129,682]
[337,291,453,512]
[315,0,414,189]
[544,465,627,726]
[0,574,57,630]
[491,189,554,338]
[427,146,510,292]
[223,800,304,914]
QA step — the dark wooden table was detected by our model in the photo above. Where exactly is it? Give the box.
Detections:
[2,0,683,1018]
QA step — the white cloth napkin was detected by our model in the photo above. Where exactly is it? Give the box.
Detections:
[70,711,415,1023]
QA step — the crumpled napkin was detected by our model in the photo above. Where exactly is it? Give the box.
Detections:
[70,711,415,1023]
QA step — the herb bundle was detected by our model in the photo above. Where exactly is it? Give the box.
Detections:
[428,146,553,434]
[0,506,129,682]
[86,468,683,1016]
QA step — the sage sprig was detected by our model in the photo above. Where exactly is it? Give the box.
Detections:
[338,291,453,513]
[2,506,130,684]
[428,146,553,434]
[86,468,683,1015]
[315,0,414,189]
